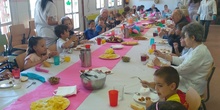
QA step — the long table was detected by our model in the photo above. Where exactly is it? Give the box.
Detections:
[1,24,171,110]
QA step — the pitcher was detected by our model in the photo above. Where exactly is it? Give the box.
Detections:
[79,49,92,67]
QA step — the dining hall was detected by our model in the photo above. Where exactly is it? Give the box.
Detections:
[0,0,220,110]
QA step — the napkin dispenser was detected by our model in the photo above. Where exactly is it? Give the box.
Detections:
[79,49,92,67]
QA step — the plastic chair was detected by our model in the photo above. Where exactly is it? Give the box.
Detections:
[14,53,26,71]
[201,66,216,110]
[27,20,36,39]
[9,24,28,55]
[186,87,201,110]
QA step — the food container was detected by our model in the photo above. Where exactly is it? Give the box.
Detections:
[80,70,106,90]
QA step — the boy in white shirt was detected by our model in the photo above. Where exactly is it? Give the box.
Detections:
[54,24,78,53]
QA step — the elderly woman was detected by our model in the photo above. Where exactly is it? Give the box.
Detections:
[154,22,213,95]
[95,8,108,26]
[34,0,58,47]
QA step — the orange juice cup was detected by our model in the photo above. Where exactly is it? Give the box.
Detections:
[157,27,161,32]
[109,90,118,107]
[96,38,101,45]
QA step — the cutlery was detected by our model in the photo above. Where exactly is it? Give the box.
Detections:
[26,82,36,88]
[124,92,140,96]
[131,76,142,81]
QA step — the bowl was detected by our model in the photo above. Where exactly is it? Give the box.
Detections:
[80,70,106,90]
[122,56,130,62]
[48,76,60,85]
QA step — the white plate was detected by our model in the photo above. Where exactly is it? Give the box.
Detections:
[111,44,124,50]
[0,80,13,88]
[133,92,159,104]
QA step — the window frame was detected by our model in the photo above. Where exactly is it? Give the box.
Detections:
[96,0,104,9]
[0,0,12,34]
[108,0,115,8]
[64,0,80,30]
[117,0,122,6]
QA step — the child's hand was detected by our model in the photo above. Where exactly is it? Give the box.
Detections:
[153,57,161,66]
[50,51,59,57]
[41,55,48,61]
[146,99,153,108]
[70,36,78,42]
[173,42,178,49]
[141,80,149,88]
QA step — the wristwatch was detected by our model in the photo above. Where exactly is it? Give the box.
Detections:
[154,0,159,4]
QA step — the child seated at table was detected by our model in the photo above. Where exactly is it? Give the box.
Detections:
[24,37,58,70]
[147,101,187,110]
[141,67,188,109]
[54,24,78,53]
[84,20,98,40]
[115,13,123,25]
[95,17,106,35]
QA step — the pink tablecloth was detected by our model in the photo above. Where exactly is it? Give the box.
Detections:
[4,27,149,110]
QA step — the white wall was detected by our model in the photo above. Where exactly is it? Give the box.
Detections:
[129,0,179,12]
[10,0,123,30]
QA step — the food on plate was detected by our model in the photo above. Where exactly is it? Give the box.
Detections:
[147,61,154,68]
[43,61,51,67]
[146,97,151,100]
[133,36,148,40]
[130,102,145,110]
[48,76,60,85]
[30,96,70,110]
[20,76,28,82]
[105,48,115,54]
[104,71,111,74]
[122,56,130,62]
[160,49,171,54]
[106,36,123,43]
[121,41,138,45]
[99,54,118,59]
[0,72,12,81]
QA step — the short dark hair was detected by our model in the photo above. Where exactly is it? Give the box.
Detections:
[147,101,187,110]
[88,20,95,25]
[98,17,104,21]
[154,67,179,89]
[124,6,131,12]
[54,24,68,38]
[176,22,189,30]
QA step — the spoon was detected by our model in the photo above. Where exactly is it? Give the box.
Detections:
[131,76,142,81]
[26,82,36,88]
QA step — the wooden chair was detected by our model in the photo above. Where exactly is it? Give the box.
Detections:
[28,20,36,38]
[201,64,216,110]
[14,53,26,71]
[9,24,28,55]
[186,87,201,110]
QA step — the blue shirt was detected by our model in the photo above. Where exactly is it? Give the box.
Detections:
[84,28,98,40]
[95,25,103,35]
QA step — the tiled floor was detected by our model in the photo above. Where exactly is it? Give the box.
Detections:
[203,25,220,110]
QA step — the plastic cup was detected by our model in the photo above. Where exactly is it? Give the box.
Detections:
[141,53,147,62]
[151,44,156,50]
[97,38,101,45]
[157,27,161,32]
[109,90,118,107]
[12,68,20,79]
[161,19,166,24]
[111,30,115,35]
[54,56,60,65]
[64,56,71,62]
[85,44,91,49]
[150,38,155,46]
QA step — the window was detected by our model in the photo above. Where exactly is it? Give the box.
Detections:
[64,0,79,29]
[29,0,37,19]
[108,0,114,7]
[96,0,104,9]
[117,0,122,6]
[0,0,12,34]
